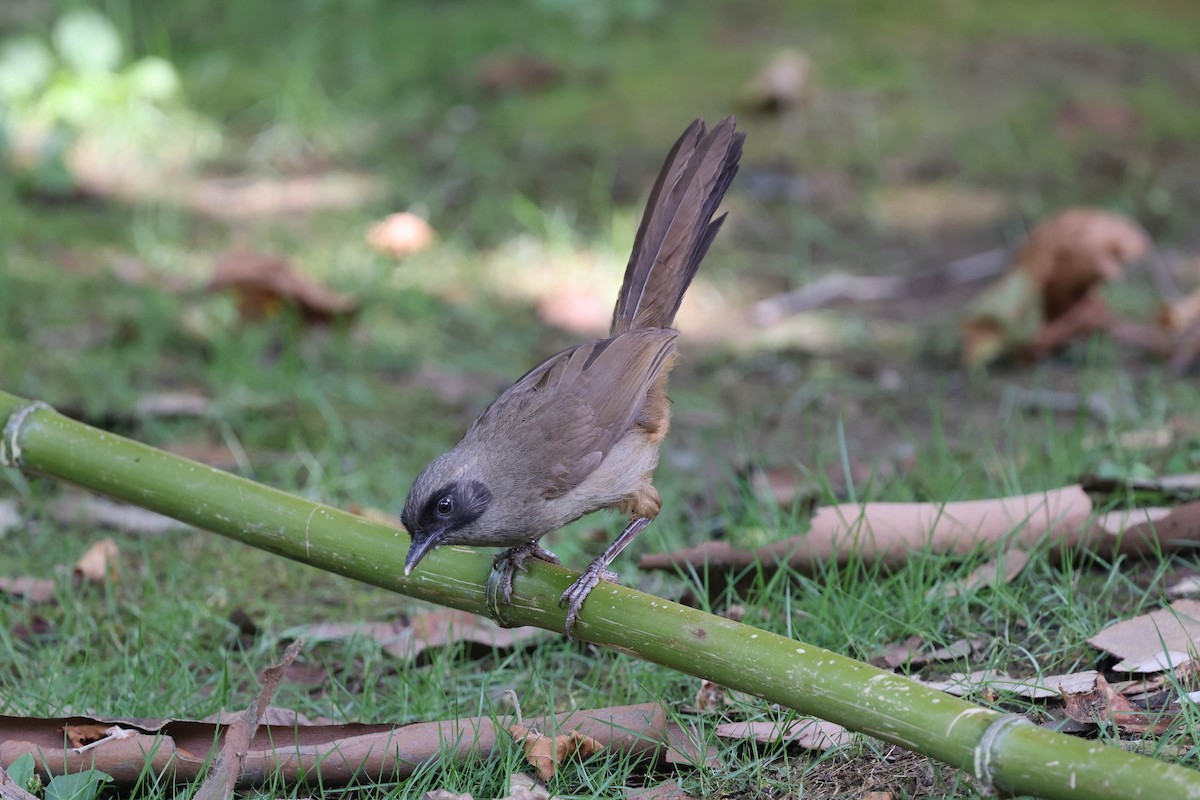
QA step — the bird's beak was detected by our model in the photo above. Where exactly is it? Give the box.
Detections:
[404,530,443,576]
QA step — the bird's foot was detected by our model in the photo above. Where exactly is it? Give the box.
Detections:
[559,561,621,638]
[494,543,562,604]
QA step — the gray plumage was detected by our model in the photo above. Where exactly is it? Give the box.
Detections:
[401,117,744,633]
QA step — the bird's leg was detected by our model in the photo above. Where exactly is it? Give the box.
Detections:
[494,542,562,605]
[560,516,652,637]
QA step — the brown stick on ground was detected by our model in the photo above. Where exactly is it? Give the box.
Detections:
[639,486,1200,573]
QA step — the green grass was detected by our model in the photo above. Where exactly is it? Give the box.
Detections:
[4,0,1200,797]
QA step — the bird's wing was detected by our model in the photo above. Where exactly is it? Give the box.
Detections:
[465,328,679,498]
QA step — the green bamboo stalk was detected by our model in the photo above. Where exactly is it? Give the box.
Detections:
[1,390,1197,799]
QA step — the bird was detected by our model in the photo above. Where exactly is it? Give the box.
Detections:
[401,116,744,636]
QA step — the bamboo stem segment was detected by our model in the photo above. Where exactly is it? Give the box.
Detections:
[1,390,1197,799]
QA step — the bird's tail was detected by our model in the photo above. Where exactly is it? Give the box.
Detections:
[610,116,744,336]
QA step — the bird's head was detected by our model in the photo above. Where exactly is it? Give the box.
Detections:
[401,452,495,575]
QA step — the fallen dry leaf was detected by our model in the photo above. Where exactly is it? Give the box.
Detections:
[691,680,726,713]
[367,212,436,258]
[202,706,318,727]
[1167,575,1200,598]
[874,635,925,669]
[735,49,813,114]
[422,792,473,800]
[73,538,118,584]
[642,485,1200,577]
[1062,673,1178,735]
[1,704,667,790]
[194,639,303,800]
[0,577,56,604]
[64,723,121,750]
[1088,599,1200,673]
[933,548,1030,599]
[507,725,605,782]
[916,670,1100,700]
[663,722,722,770]
[962,208,1149,366]
[475,53,559,95]
[504,771,551,800]
[288,609,543,662]
[926,638,988,663]
[874,636,986,670]
[208,250,359,324]
[1020,208,1148,318]
[714,718,851,750]
[626,780,697,800]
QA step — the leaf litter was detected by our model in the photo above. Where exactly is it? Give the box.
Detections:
[961,207,1150,366]
[0,537,123,604]
[0,702,682,791]
[285,608,544,663]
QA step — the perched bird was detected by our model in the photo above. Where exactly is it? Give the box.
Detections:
[402,117,744,635]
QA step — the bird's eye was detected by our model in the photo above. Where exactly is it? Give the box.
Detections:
[436,496,454,516]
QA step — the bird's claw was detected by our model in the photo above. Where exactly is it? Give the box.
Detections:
[494,543,562,605]
[559,564,620,638]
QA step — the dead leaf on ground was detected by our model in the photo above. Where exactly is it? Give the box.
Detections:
[208,250,359,324]
[691,680,726,713]
[663,722,722,770]
[202,706,318,727]
[0,577,56,604]
[874,636,986,670]
[507,725,604,782]
[51,494,189,535]
[1167,575,1200,598]
[287,609,543,662]
[932,548,1030,599]
[1062,673,1178,735]
[874,635,924,669]
[642,485,1200,577]
[962,207,1150,366]
[475,53,560,94]
[1088,599,1200,672]
[367,212,436,258]
[916,670,1100,700]
[1,704,668,789]
[422,791,473,800]
[194,639,303,800]
[64,723,120,749]
[714,718,852,750]
[736,49,813,114]
[504,772,551,800]
[626,780,697,800]
[73,538,119,584]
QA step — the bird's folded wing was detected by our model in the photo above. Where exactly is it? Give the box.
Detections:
[465,328,679,498]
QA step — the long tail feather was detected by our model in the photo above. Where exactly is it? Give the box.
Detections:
[611,116,744,335]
